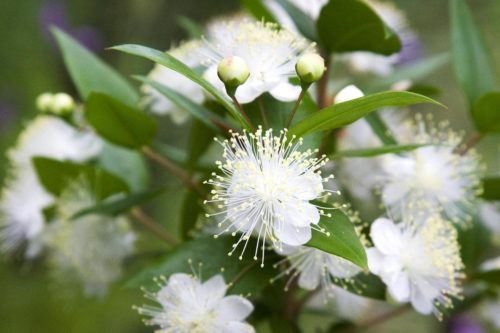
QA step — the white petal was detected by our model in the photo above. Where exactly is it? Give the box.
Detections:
[235,82,266,104]
[274,223,312,246]
[293,173,324,200]
[335,85,364,103]
[201,274,227,300]
[281,201,320,227]
[366,248,384,275]
[269,82,301,102]
[221,321,255,333]
[410,284,434,315]
[297,263,321,290]
[216,295,254,321]
[385,271,410,303]
[370,218,402,255]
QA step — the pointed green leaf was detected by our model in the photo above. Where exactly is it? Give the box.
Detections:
[450,0,498,103]
[472,92,500,133]
[85,92,157,149]
[52,28,139,106]
[288,91,444,138]
[306,207,368,270]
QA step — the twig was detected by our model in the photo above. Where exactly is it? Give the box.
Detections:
[316,52,331,109]
[338,304,411,333]
[258,97,269,129]
[456,132,483,156]
[286,88,307,128]
[142,146,205,196]
[231,95,256,132]
[131,208,178,246]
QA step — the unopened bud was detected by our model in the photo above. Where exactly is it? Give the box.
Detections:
[217,56,250,96]
[295,53,326,85]
[51,93,75,115]
[36,93,53,112]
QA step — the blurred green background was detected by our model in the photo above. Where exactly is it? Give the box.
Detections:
[0,0,499,332]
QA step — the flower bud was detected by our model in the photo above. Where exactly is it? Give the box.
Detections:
[36,93,54,112]
[217,56,250,95]
[51,93,75,115]
[295,53,326,85]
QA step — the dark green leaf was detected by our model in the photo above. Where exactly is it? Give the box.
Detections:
[111,44,252,130]
[177,16,203,38]
[450,0,498,103]
[472,92,500,133]
[306,207,368,270]
[85,92,157,149]
[274,0,317,41]
[33,157,129,199]
[180,190,204,240]
[126,236,276,295]
[474,270,500,286]
[71,188,165,220]
[288,91,444,138]
[187,120,216,170]
[365,112,398,145]
[342,272,387,300]
[317,0,401,55]
[52,28,139,106]
[241,0,277,23]
[482,177,500,201]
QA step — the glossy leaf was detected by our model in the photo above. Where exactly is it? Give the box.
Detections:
[472,92,500,133]
[317,0,401,55]
[306,207,368,270]
[85,92,157,149]
[288,91,444,138]
[332,144,430,159]
[180,190,204,240]
[482,178,500,201]
[364,112,398,145]
[126,236,276,295]
[111,44,252,130]
[33,157,129,199]
[450,0,498,103]
[52,28,139,106]
[71,188,165,220]
[339,272,387,300]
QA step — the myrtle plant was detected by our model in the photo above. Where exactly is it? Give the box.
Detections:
[1,0,500,332]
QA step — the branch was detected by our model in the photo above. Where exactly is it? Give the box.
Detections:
[131,208,178,246]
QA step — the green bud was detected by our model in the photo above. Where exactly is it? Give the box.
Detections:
[295,53,326,85]
[217,56,250,96]
[36,93,54,112]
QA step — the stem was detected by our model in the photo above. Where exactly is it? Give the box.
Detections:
[456,132,483,156]
[338,304,411,333]
[227,261,259,291]
[142,146,205,196]
[286,88,307,128]
[231,95,256,132]
[258,97,269,129]
[131,208,178,246]
[316,51,331,109]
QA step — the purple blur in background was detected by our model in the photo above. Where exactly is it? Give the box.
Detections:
[447,315,485,333]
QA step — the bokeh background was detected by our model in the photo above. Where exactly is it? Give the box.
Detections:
[0,0,499,332]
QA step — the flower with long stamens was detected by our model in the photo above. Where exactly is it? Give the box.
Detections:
[367,215,464,318]
[200,18,315,103]
[135,273,255,333]
[204,128,336,266]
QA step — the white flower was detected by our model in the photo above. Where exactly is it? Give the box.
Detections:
[200,18,313,103]
[376,115,483,222]
[43,180,135,296]
[479,202,500,244]
[142,40,206,124]
[367,216,464,317]
[136,273,255,333]
[273,245,361,295]
[204,128,335,266]
[0,116,101,256]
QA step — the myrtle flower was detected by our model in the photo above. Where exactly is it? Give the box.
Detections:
[200,18,314,103]
[479,202,500,244]
[142,40,206,124]
[43,180,135,296]
[135,273,255,333]
[0,115,101,256]
[376,114,483,223]
[272,245,361,296]
[204,128,335,266]
[367,216,464,317]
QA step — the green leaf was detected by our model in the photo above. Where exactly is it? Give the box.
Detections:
[450,0,498,103]
[96,142,150,192]
[111,44,252,130]
[288,91,444,138]
[364,112,398,145]
[187,120,216,170]
[472,92,500,133]
[126,236,276,295]
[33,157,129,199]
[177,16,203,38]
[52,28,139,106]
[317,0,401,55]
[180,190,204,240]
[305,207,368,270]
[241,0,277,23]
[342,272,387,300]
[482,177,500,201]
[474,270,500,286]
[274,0,317,41]
[85,92,158,149]
[71,188,165,220]
[332,143,430,159]
[135,76,228,132]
